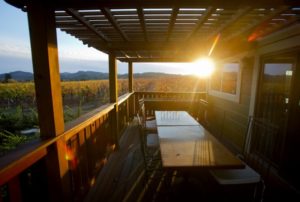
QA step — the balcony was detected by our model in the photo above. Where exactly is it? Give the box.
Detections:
[1,92,299,202]
[2,0,300,201]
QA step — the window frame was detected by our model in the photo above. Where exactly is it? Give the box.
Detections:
[208,60,242,103]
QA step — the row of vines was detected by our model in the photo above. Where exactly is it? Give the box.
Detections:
[0,76,206,108]
[0,76,206,155]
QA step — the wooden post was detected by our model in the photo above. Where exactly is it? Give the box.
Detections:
[128,62,133,93]
[128,62,135,118]
[27,2,71,201]
[109,53,119,147]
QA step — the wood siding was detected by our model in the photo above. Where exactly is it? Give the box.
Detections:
[208,58,254,152]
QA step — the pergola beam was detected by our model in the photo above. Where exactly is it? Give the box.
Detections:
[101,8,129,41]
[65,8,108,42]
[137,7,148,42]
[185,7,214,41]
[6,0,299,63]
[224,6,289,42]
[166,7,179,42]
[85,41,205,51]
[7,0,298,10]
[118,57,195,63]
[205,7,252,41]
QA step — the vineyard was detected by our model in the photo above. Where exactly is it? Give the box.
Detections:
[0,76,205,109]
[0,75,206,155]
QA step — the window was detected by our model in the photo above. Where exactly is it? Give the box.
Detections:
[256,56,295,166]
[209,62,241,102]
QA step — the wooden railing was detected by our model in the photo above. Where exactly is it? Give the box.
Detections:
[0,91,207,202]
[118,93,132,136]
[0,92,134,202]
[134,91,207,121]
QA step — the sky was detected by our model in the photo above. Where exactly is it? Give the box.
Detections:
[0,1,202,75]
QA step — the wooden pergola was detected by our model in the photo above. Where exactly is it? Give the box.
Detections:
[6,0,300,62]
[2,0,300,201]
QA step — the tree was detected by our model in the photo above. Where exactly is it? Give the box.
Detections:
[4,73,12,83]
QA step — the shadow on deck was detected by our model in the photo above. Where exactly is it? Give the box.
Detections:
[84,118,300,202]
[84,118,144,202]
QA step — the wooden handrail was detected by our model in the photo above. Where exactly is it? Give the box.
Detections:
[0,139,48,185]
[117,92,134,106]
[135,91,206,94]
[64,103,115,140]
[134,91,207,114]
[135,91,207,100]
[0,101,117,186]
[0,91,207,199]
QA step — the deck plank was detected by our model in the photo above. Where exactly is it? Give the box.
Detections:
[84,119,144,202]
[84,118,299,202]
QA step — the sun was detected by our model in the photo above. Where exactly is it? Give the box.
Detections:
[191,57,215,78]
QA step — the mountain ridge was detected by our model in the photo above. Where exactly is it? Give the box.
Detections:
[0,71,182,81]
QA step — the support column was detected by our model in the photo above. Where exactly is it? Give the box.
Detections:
[128,62,134,118]
[109,53,119,147]
[27,2,71,201]
[128,62,133,93]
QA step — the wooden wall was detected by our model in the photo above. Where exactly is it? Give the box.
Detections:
[208,57,254,153]
[207,24,300,155]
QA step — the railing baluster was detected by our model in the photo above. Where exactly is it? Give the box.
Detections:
[78,130,89,195]
[1,92,208,202]
[8,176,22,202]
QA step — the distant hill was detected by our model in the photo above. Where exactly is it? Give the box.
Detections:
[0,71,33,81]
[0,71,179,81]
[60,71,109,80]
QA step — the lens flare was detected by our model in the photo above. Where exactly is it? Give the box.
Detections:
[191,57,215,78]
[64,144,78,170]
[208,33,221,56]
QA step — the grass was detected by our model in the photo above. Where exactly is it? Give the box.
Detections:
[0,130,39,156]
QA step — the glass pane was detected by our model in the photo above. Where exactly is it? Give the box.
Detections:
[258,61,293,165]
[221,63,239,94]
[260,63,292,124]
[211,67,222,91]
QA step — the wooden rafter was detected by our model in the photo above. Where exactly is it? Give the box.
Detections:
[185,7,214,41]
[6,0,300,62]
[206,7,252,41]
[118,56,195,63]
[250,14,300,41]
[224,6,289,42]
[137,7,148,42]
[136,52,141,58]
[8,0,299,10]
[104,41,186,51]
[65,8,108,42]
[121,51,130,58]
[101,8,129,41]
[166,7,179,42]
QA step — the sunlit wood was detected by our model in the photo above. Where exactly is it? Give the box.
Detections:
[157,125,244,168]
[155,111,199,126]
[2,0,300,201]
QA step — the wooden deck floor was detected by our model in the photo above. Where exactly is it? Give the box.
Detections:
[84,118,144,202]
[83,118,213,202]
[84,118,300,202]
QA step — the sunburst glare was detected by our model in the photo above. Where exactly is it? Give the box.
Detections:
[191,57,215,78]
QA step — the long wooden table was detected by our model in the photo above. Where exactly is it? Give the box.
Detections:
[155,111,244,170]
[155,111,199,126]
